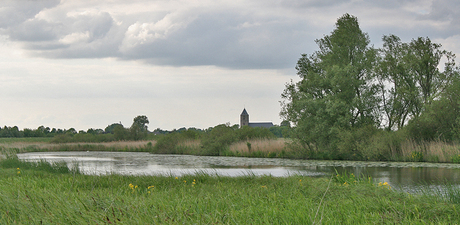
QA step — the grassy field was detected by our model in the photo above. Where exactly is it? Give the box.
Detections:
[1,157,460,224]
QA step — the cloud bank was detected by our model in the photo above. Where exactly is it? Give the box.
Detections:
[1,0,460,130]
[1,0,458,70]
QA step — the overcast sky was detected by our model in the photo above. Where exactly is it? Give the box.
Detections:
[1,0,459,131]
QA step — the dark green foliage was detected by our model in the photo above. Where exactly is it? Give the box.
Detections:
[281,13,460,159]
[104,123,123,134]
[201,124,237,155]
[406,76,460,142]
[152,124,275,156]
[152,128,202,154]
[281,14,379,154]
[269,121,291,138]
[130,115,149,140]
[152,133,184,154]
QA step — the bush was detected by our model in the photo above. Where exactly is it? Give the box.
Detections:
[152,129,201,154]
[201,124,237,156]
[152,133,182,154]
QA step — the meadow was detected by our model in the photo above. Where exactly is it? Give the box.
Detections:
[1,156,460,224]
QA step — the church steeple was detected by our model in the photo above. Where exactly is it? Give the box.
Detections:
[240,108,249,128]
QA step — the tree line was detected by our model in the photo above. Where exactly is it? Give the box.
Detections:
[1,115,290,143]
[0,115,151,142]
[281,13,460,160]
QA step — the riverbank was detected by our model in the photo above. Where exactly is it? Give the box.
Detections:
[3,137,460,164]
[1,159,459,224]
[0,138,155,154]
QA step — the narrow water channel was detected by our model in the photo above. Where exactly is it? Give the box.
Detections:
[18,151,460,193]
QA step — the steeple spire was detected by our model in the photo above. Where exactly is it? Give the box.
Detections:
[240,108,249,127]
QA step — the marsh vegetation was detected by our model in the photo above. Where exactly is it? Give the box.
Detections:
[1,157,460,224]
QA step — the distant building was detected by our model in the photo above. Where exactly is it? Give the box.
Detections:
[240,108,273,128]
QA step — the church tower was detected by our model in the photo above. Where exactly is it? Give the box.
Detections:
[240,108,249,128]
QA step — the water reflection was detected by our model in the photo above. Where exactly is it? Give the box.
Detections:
[17,151,460,192]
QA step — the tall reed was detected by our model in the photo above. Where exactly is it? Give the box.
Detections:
[400,140,460,163]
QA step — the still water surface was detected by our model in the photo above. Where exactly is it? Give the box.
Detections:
[17,151,460,192]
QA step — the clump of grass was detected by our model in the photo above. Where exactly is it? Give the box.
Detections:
[400,140,460,163]
[0,155,79,174]
[333,169,373,187]
[413,181,460,204]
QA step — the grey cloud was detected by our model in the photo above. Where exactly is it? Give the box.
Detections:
[0,0,60,28]
[8,19,59,42]
[419,0,460,37]
[262,0,351,9]
[66,12,114,41]
[423,0,460,21]
[14,10,122,58]
[120,12,310,69]
[2,0,460,70]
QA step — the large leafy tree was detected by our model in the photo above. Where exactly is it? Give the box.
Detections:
[377,35,419,130]
[281,14,378,151]
[130,115,149,140]
[377,35,458,130]
[407,37,457,108]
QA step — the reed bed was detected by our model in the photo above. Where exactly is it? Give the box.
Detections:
[229,138,287,154]
[0,140,156,154]
[176,139,201,149]
[400,140,460,162]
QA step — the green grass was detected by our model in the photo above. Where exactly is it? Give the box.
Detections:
[1,158,460,224]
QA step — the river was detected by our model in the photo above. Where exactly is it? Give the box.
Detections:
[17,151,460,193]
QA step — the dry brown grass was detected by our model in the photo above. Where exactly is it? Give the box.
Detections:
[401,139,460,162]
[229,139,287,154]
[0,140,156,152]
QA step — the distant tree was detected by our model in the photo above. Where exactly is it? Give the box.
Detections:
[66,128,77,135]
[105,123,123,134]
[11,126,22,137]
[132,115,149,131]
[130,115,150,140]
[23,128,33,137]
[114,125,129,141]
[86,128,103,135]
